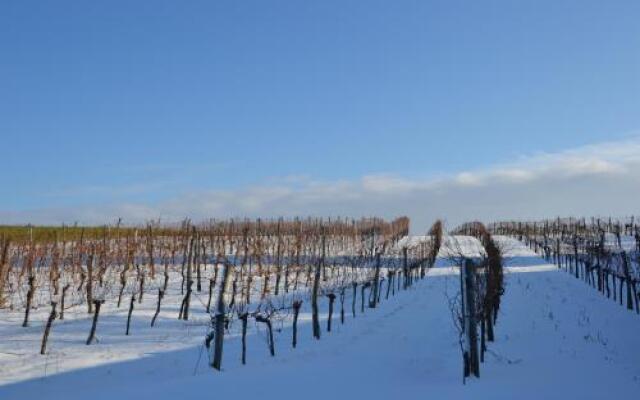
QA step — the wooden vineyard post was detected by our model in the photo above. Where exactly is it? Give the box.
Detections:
[311,227,324,340]
[212,263,233,371]
[462,259,480,379]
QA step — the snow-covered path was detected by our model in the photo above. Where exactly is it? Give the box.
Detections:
[1,236,639,399]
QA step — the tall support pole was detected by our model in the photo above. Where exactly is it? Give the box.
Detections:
[463,259,480,378]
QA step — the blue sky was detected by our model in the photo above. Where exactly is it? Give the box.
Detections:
[1,1,639,228]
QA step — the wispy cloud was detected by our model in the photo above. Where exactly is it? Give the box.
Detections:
[3,136,640,232]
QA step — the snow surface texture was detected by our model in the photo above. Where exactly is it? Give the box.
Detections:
[1,236,639,399]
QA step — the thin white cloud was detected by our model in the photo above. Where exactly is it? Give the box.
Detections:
[361,174,425,193]
[450,137,639,187]
[3,136,640,232]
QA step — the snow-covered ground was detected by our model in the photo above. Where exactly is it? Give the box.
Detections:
[1,236,639,399]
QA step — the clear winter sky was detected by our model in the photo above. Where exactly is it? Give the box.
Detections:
[1,1,639,231]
